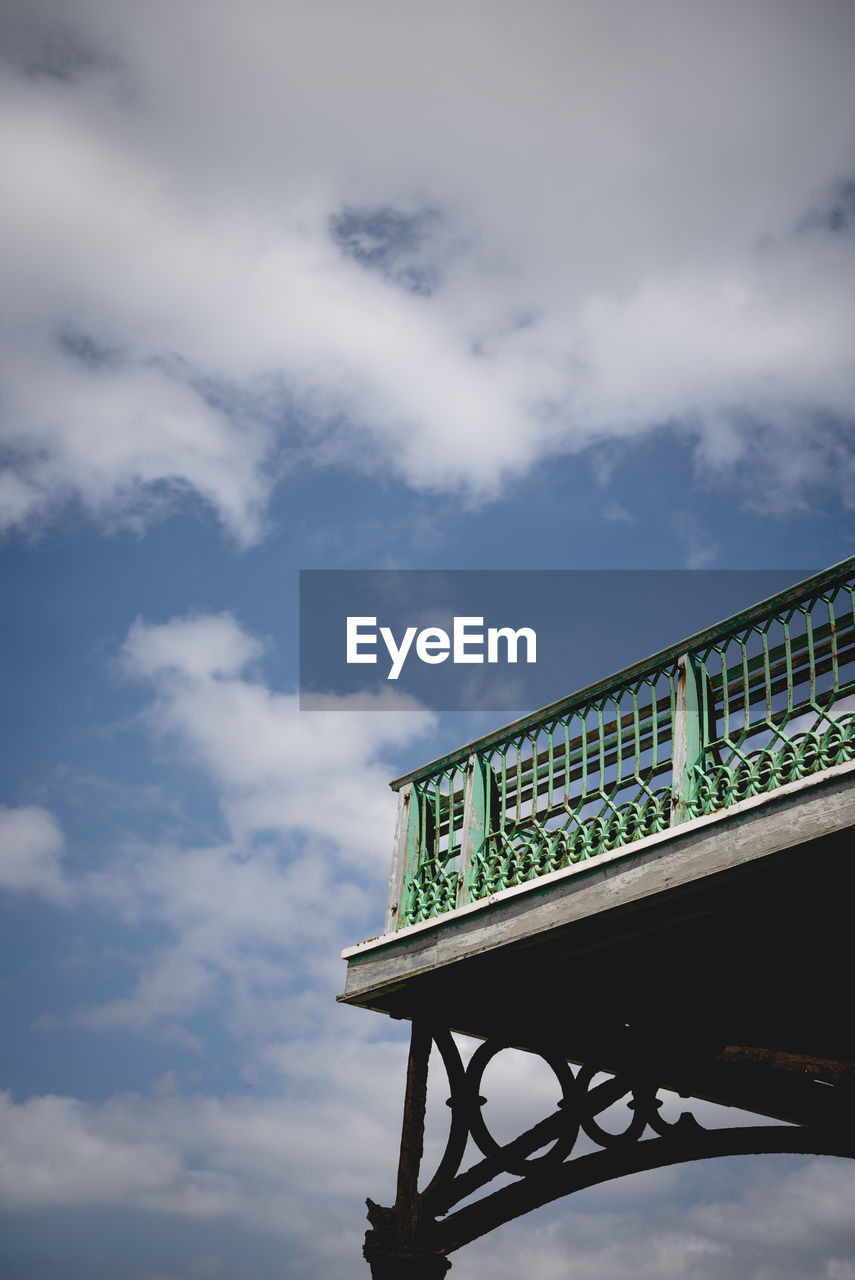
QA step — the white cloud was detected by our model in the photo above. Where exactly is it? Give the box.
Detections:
[31,611,435,1037]
[0,0,853,539]
[121,612,433,859]
[0,1089,191,1212]
[686,1157,855,1254]
[3,1077,855,1280]
[72,836,370,1038]
[4,612,430,1035]
[123,613,265,682]
[0,804,70,903]
[0,1039,407,1269]
[459,1156,855,1280]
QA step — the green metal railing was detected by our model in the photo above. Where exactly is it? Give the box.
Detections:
[384,558,855,932]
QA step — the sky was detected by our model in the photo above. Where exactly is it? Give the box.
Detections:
[1,1,854,1277]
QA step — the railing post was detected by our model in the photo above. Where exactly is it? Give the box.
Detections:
[386,784,421,933]
[364,1021,452,1278]
[671,654,702,826]
[457,755,490,908]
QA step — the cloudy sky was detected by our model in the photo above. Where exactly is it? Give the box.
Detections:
[1,1,854,1277]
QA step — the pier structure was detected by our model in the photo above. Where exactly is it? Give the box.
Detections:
[340,558,855,1277]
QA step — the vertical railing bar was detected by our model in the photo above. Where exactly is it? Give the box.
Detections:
[783,619,793,715]
[547,726,555,811]
[672,653,701,826]
[530,735,539,824]
[419,786,427,864]
[580,715,588,799]
[762,629,772,724]
[452,767,460,859]
[740,638,750,747]
[563,720,571,807]
[500,750,507,833]
[720,646,730,743]
[699,654,710,753]
[806,606,817,704]
[738,637,754,753]
[614,697,623,791]
[385,784,412,933]
[515,742,523,826]
[458,754,488,909]
[828,595,839,693]
[671,660,685,826]
[450,770,456,856]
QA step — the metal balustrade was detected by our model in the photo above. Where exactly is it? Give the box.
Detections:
[385,559,855,932]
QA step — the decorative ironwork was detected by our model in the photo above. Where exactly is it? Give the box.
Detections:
[390,559,855,930]
[364,1023,855,1274]
[685,584,855,817]
[401,760,467,926]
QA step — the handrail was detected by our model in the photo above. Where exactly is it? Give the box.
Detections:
[390,557,855,791]
[385,557,855,932]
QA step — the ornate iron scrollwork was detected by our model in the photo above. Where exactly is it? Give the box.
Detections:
[364,1023,855,1275]
[421,1028,702,1217]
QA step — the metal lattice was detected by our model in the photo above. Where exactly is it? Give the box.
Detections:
[687,582,855,816]
[391,561,855,931]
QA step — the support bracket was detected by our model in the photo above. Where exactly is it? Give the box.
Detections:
[364,1022,855,1272]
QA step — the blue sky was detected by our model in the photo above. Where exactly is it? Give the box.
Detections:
[1,1,854,1277]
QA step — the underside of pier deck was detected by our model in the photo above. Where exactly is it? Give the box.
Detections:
[341,764,855,1127]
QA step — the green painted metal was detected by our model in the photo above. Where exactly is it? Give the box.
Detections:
[395,785,422,926]
[458,754,493,908]
[394,558,855,930]
[672,654,702,825]
[402,760,468,925]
